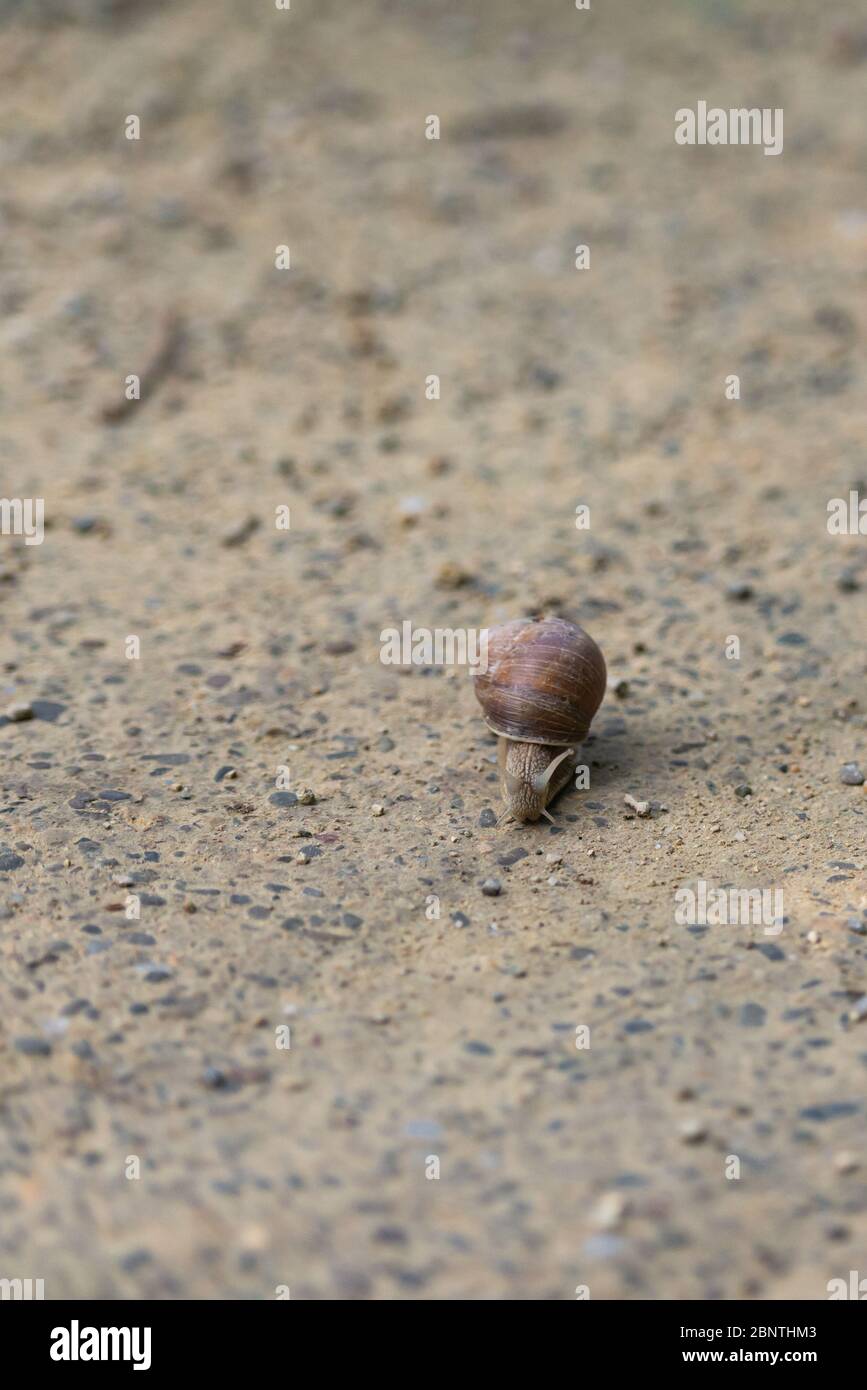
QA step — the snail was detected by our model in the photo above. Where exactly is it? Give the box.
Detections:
[474,616,607,824]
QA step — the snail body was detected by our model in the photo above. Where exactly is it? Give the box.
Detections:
[474,616,607,824]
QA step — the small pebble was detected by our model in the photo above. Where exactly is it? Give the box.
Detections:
[834,1151,860,1174]
[121,1249,153,1274]
[202,1066,229,1089]
[14,1036,52,1057]
[371,803,385,816]
[435,561,474,590]
[497,847,528,867]
[481,878,501,897]
[397,496,426,525]
[71,515,106,535]
[740,1003,766,1028]
[840,762,865,786]
[4,701,34,722]
[590,1192,628,1230]
[679,1118,707,1144]
[847,995,867,1023]
[220,515,260,547]
[624,794,651,817]
[726,581,754,601]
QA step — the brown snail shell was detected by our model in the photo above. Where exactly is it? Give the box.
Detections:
[475,616,607,745]
[474,616,607,823]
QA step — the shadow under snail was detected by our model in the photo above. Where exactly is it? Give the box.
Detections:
[474,616,607,825]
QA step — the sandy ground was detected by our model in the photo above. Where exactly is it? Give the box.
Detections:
[1,0,866,1300]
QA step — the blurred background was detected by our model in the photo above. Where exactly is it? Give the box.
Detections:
[0,0,866,1300]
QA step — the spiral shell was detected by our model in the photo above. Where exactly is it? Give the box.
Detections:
[474,616,606,746]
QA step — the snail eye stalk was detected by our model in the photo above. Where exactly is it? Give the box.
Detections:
[531,748,575,795]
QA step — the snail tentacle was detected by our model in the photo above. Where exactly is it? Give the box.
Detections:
[531,747,575,795]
